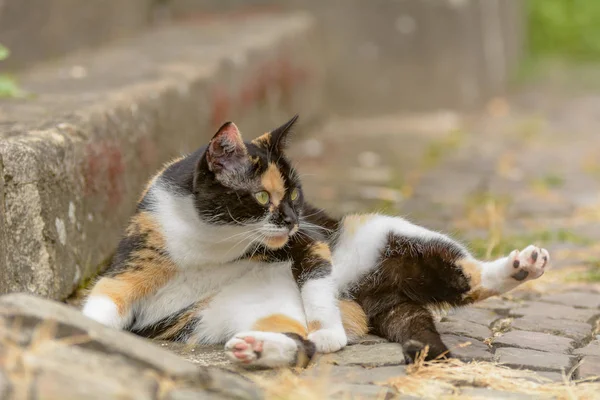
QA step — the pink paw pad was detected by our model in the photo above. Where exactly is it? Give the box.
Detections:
[509,245,550,282]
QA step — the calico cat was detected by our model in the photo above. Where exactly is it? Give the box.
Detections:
[82,116,549,367]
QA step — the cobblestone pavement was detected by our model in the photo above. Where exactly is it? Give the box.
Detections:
[164,91,600,398]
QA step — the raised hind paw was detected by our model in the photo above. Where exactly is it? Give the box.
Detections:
[507,245,549,282]
[225,331,299,368]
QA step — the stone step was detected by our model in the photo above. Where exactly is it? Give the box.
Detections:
[0,293,262,399]
[0,12,323,300]
[0,0,158,71]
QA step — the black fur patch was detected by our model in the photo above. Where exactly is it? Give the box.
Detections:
[348,232,471,362]
[282,332,317,367]
[130,304,200,342]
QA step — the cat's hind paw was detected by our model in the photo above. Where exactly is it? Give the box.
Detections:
[508,245,549,282]
[402,340,452,364]
[224,331,298,368]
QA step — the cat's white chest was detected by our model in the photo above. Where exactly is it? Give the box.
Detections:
[151,186,259,266]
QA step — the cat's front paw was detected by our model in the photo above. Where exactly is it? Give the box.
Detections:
[308,328,347,353]
[508,245,549,282]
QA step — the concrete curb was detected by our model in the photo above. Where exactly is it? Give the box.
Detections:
[0,13,323,299]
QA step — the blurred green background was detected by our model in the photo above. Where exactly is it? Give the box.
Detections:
[528,0,600,60]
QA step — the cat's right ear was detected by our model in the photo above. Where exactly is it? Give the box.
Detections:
[205,121,248,174]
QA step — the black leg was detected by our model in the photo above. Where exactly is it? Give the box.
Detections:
[370,302,451,363]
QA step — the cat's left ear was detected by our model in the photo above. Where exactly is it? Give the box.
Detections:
[205,121,248,175]
[252,114,299,153]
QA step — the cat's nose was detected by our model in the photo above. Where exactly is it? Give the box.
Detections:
[283,215,296,230]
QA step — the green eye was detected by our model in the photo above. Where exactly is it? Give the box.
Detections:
[290,188,299,201]
[255,191,270,205]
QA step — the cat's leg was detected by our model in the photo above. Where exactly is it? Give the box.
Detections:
[458,245,550,303]
[332,214,550,361]
[83,265,176,329]
[195,264,316,368]
[294,241,347,353]
[370,302,449,363]
[83,211,177,329]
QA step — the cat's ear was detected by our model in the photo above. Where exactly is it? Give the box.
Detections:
[205,121,248,174]
[253,114,299,153]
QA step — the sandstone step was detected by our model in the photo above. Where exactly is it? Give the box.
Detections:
[0,12,323,299]
[0,293,261,399]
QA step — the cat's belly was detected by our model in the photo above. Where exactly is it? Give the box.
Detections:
[130,260,271,330]
[195,261,305,344]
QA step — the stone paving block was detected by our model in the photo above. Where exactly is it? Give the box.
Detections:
[331,384,397,400]
[460,387,541,399]
[534,371,565,382]
[576,356,600,381]
[473,298,521,312]
[436,320,492,341]
[441,334,494,361]
[350,334,389,345]
[444,307,500,327]
[510,315,593,341]
[156,342,230,368]
[0,12,322,300]
[305,365,406,385]
[510,302,600,323]
[574,341,600,357]
[539,292,600,309]
[323,344,405,367]
[493,331,575,354]
[495,348,575,372]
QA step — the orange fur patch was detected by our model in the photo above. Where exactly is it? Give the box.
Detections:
[251,132,271,148]
[126,212,166,249]
[343,214,375,236]
[456,258,499,302]
[93,212,176,315]
[253,313,308,338]
[261,162,285,206]
[310,242,332,263]
[262,235,289,249]
[91,264,176,316]
[308,320,322,333]
[340,299,369,340]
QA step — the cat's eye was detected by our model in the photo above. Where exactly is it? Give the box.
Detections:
[255,191,270,205]
[290,188,299,201]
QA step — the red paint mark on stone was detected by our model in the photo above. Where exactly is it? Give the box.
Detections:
[83,141,125,207]
[211,87,231,129]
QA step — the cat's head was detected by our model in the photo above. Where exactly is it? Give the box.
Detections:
[194,115,304,249]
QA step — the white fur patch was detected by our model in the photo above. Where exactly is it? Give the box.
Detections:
[300,277,347,352]
[149,184,263,266]
[82,296,125,329]
[332,214,459,293]
[197,262,305,344]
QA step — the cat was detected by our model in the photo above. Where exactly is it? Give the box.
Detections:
[82,115,549,367]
